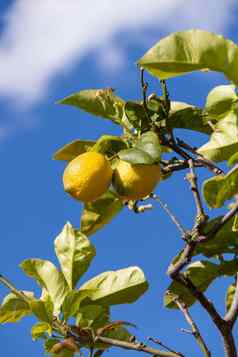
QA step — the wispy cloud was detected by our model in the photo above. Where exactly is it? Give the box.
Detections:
[0,0,236,105]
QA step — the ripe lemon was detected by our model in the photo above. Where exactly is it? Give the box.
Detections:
[113,160,161,200]
[63,152,112,203]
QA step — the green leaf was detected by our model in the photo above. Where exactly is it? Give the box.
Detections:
[80,190,123,236]
[53,140,95,161]
[138,29,238,84]
[91,135,128,157]
[203,165,238,208]
[20,259,69,315]
[228,152,238,167]
[0,291,33,323]
[197,112,238,162]
[135,131,161,162]
[31,321,52,341]
[226,283,236,312]
[194,216,238,257]
[205,85,237,118]
[165,260,238,309]
[30,297,53,323]
[75,305,110,329]
[58,88,124,125]
[54,223,96,289]
[79,266,148,305]
[118,148,154,164]
[62,290,94,321]
[124,101,150,130]
[167,101,212,134]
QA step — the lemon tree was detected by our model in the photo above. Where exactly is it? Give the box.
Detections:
[2,29,238,357]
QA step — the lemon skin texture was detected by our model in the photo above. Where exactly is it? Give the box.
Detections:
[113,160,161,200]
[63,152,112,203]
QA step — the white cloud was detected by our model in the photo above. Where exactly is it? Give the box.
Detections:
[0,0,236,105]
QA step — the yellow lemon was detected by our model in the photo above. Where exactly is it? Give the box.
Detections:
[63,152,112,203]
[113,160,161,200]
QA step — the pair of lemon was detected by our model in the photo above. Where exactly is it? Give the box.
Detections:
[63,151,161,203]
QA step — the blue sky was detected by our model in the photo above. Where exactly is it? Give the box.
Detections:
[0,1,238,356]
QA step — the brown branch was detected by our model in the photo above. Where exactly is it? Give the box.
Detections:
[173,275,237,357]
[176,138,224,175]
[95,335,185,357]
[225,274,238,327]
[161,160,203,175]
[186,159,207,228]
[175,299,211,357]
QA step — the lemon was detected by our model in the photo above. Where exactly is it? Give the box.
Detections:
[113,160,161,200]
[63,152,112,203]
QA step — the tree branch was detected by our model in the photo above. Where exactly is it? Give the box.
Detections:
[95,335,185,357]
[0,274,29,303]
[176,138,224,175]
[175,299,211,357]
[186,159,207,228]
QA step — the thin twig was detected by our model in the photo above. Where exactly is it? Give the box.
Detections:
[176,138,224,175]
[0,274,29,302]
[151,194,187,237]
[225,273,238,327]
[161,160,203,175]
[174,275,237,357]
[95,335,185,357]
[175,299,211,357]
[148,337,180,355]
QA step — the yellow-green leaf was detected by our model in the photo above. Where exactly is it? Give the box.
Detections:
[197,112,238,162]
[20,259,69,315]
[79,266,148,305]
[53,140,95,161]
[54,223,96,289]
[203,165,238,208]
[138,29,238,84]
[0,291,33,323]
[58,88,124,124]
[80,190,123,236]
[31,321,52,340]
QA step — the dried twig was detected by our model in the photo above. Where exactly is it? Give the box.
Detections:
[176,138,224,175]
[0,274,29,303]
[151,194,187,238]
[95,335,185,357]
[175,299,211,357]
[148,337,181,355]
